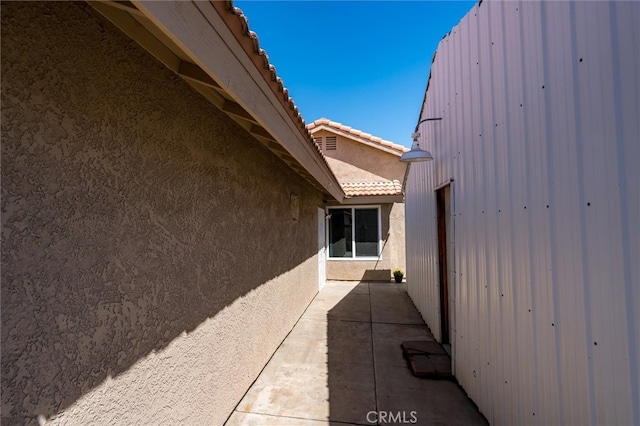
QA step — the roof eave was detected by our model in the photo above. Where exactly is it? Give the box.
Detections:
[308,121,409,157]
[95,0,345,201]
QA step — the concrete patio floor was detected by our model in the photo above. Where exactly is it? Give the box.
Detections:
[225,281,487,426]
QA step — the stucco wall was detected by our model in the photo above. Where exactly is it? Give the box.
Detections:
[1,2,322,424]
[326,203,406,281]
[316,130,407,183]
[315,130,408,281]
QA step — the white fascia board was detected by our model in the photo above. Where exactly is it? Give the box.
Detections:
[132,0,344,201]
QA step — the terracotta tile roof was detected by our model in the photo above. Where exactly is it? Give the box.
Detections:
[216,2,307,129]
[212,3,404,202]
[213,2,339,191]
[341,180,403,197]
[307,118,410,155]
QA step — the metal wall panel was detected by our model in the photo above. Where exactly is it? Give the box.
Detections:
[405,1,639,424]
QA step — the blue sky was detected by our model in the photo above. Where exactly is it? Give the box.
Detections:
[233,1,476,147]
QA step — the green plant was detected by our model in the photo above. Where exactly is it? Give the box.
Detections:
[392,268,404,277]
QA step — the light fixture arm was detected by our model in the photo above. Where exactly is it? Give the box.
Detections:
[414,117,442,132]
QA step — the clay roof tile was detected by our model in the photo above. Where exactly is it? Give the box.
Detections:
[341,180,403,197]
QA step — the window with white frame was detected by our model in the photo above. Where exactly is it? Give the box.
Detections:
[328,207,380,258]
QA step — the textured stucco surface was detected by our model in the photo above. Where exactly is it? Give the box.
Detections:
[326,203,406,281]
[316,129,407,281]
[316,130,407,183]
[1,2,321,424]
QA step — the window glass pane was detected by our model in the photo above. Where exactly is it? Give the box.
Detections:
[328,208,352,257]
[355,209,379,257]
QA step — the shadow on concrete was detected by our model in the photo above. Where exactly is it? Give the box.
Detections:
[361,269,392,281]
[225,281,488,425]
[326,282,488,426]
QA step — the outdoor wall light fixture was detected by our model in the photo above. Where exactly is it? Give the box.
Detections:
[399,117,442,163]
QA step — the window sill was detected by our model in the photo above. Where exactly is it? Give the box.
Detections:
[327,257,382,261]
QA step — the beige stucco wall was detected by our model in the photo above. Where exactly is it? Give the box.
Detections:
[326,203,406,281]
[314,131,408,282]
[1,3,322,425]
[315,130,407,183]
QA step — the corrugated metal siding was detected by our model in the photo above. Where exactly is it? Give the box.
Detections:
[405,1,639,424]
